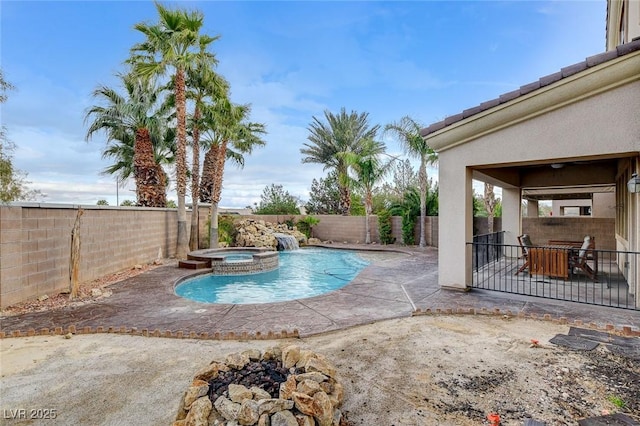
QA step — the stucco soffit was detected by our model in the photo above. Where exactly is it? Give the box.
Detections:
[425,52,640,153]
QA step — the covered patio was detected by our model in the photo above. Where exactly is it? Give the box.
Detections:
[422,39,640,309]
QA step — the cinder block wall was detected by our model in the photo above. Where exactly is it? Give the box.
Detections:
[0,205,439,308]
[240,214,439,247]
[522,217,616,250]
[0,204,181,308]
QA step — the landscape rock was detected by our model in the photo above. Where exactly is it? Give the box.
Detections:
[270,409,298,426]
[237,399,259,425]
[250,386,271,401]
[281,345,300,368]
[295,414,315,426]
[194,361,229,382]
[214,396,240,421]
[257,413,270,426]
[296,379,320,396]
[226,352,250,369]
[184,396,212,426]
[304,357,336,378]
[311,391,334,426]
[258,398,294,415]
[279,375,297,400]
[229,384,253,403]
[184,379,210,408]
[295,372,328,383]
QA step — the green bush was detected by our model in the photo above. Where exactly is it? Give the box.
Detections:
[378,209,394,245]
[218,215,237,246]
[401,212,415,245]
[297,216,320,238]
[282,217,296,229]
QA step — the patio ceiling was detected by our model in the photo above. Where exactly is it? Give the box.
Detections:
[521,185,614,201]
[471,155,634,200]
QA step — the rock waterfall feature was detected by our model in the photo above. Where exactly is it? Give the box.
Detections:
[273,233,300,251]
[234,219,307,250]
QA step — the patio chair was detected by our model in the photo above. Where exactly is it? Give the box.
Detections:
[568,236,598,281]
[515,234,534,275]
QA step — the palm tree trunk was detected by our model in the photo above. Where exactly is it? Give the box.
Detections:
[208,139,227,248]
[418,158,427,247]
[189,106,201,251]
[69,208,83,299]
[175,67,189,259]
[339,185,351,216]
[483,183,497,234]
[209,202,219,249]
[155,167,167,208]
[365,192,372,244]
[134,128,166,207]
[199,144,217,203]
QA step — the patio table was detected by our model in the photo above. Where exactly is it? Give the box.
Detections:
[528,244,574,279]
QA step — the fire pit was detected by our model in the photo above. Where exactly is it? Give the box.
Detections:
[174,345,346,426]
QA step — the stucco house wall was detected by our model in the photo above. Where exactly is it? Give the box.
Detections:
[422,37,640,305]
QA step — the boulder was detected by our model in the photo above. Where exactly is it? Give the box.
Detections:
[184,397,212,426]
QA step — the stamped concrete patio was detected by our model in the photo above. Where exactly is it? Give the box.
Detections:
[1,244,638,337]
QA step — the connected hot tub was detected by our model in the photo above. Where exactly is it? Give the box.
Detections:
[186,247,279,275]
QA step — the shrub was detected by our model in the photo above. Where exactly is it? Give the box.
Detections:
[401,211,415,245]
[218,215,237,246]
[297,216,320,238]
[281,217,296,230]
[378,209,394,245]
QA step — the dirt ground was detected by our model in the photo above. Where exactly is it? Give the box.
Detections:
[1,315,639,426]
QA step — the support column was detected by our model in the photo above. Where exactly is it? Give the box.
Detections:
[633,158,639,307]
[502,187,522,248]
[438,160,473,290]
[527,200,539,217]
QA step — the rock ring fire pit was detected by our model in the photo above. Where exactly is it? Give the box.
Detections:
[174,345,346,426]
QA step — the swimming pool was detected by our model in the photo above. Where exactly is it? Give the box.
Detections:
[175,248,370,304]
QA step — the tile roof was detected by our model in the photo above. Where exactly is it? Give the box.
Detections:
[420,38,640,138]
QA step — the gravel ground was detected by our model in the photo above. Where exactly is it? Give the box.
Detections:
[1,315,638,426]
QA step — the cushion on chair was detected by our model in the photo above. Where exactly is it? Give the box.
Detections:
[578,236,591,259]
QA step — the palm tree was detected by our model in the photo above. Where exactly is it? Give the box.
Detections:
[85,72,172,207]
[199,99,266,248]
[384,116,437,247]
[341,139,392,244]
[483,183,499,233]
[185,54,228,250]
[301,108,381,215]
[129,3,217,258]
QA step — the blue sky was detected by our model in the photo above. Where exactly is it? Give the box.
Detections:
[1,0,606,207]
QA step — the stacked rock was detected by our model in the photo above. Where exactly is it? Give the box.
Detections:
[174,344,345,426]
[234,219,307,249]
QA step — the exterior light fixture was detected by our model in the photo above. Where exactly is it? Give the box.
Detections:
[550,163,565,169]
[628,173,640,193]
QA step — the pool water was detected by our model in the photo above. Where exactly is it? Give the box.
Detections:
[175,248,370,304]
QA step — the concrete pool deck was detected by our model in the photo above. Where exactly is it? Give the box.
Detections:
[0,244,638,338]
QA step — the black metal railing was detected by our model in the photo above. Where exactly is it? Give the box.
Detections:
[472,231,505,269]
[467,240,639,310]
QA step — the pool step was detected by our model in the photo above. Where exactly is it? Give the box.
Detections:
[178,259,211,269]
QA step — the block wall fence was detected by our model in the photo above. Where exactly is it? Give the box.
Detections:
[1,203,613,308]
[0,205,437,308]
[1,204,184,308]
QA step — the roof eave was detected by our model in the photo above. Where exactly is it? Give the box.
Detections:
[422,50,640,153]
